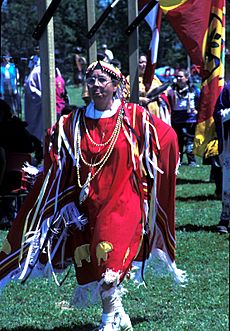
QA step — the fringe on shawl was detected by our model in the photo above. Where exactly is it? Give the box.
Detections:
[16,114,88,285]
[0,201,88,293]
[124,107,187,287]
[18,201,87,284]
[0,112,87,292]
[131,249,187,287]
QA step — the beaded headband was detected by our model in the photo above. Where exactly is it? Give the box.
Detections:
[86,61,127,100]
[86,60,123,82]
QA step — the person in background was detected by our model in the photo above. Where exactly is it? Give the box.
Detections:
[28,46,40,72]
[101,44,114,63]
[73,46,87,87]
[0,61,186,330]
[0,99,42,225]
[25,64,69,141]
[126,54,171,125]
[81,81,91,106]
[24,64,43,143]
[202,135,222,200]
[55,68,69,120]
[190,64,202,89]
[168,69,200,166]
[213,81,230,234]
[0,54,20,116]
[0,99,43,182]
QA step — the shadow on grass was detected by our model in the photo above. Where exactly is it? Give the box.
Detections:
[1,325,94,331]
[176,194,220,202]
[1,317,148,331]
[177,178,210,185]
[176,223,218,233]
[132,316,149,325]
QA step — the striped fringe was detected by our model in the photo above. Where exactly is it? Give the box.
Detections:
[18,201,87,285]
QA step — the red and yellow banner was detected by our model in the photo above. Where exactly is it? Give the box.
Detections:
[160,0,212,67]
[160,0,225,156]
[194,0,225,156]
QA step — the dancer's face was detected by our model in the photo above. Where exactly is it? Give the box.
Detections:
[87,69,118,111]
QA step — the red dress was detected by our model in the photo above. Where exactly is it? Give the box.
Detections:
[0,101,186,300]
[72,104,143,284]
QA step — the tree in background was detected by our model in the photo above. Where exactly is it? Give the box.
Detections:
[1,1,39,85]
[1,0,229,84]
[53,0,87,80]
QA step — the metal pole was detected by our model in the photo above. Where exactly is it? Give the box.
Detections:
[128,0,139,103]
[86,0,97,64]
[37,0,56,139]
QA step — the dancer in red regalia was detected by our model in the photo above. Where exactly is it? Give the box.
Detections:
[0,61,187,330]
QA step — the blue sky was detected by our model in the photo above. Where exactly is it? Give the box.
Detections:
[99,0,113,6]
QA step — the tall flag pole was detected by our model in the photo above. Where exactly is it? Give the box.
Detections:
[128,0,139,103]
[36,0,57,134]
[125,0,160,92]
[159,0,225,156]
[139,0,162,91]
[86,0,97,64]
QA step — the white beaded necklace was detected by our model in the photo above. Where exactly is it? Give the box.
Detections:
[75,107,123,204]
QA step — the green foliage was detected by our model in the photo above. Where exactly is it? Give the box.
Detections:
[1,0,191,83]
[0,161,229,330]
[1,0,38,57]
[2,1,229,83]
[1,0,38,83]
[53,0,87,80]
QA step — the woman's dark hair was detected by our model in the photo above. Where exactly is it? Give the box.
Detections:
[174,69,193,91]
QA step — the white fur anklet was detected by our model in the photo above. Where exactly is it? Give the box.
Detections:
[114,299,125,315]
[102,312,115,324]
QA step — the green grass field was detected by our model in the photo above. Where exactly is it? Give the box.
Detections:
[0,129,229,330]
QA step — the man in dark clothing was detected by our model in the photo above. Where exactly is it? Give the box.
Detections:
[0,99,42,225]
[0,99,42,171]
[213,81,230,234]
